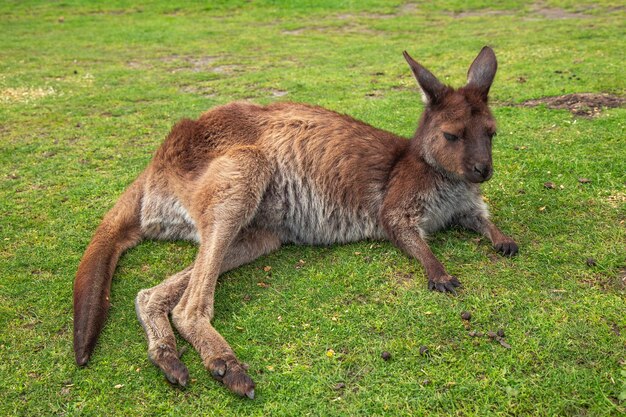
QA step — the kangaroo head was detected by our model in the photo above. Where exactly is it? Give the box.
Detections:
[404,47,498,183]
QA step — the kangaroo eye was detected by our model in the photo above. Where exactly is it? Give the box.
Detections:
[443,132,459,141]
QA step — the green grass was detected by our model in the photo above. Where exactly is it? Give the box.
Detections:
[1,1,625,416]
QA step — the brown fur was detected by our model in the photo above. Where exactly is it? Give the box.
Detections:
[73,47,517,398]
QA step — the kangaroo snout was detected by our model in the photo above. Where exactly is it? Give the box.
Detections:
[472,162,492,182]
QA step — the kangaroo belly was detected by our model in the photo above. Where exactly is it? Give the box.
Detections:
[253,173,385,245]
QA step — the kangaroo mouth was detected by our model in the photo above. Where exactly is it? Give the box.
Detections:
[465,168,493,183]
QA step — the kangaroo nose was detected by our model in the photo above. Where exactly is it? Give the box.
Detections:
[473,163,492,180]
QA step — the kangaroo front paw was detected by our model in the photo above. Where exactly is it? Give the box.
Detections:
[208,356,255,399]
[495,238,518,257]
[428,274,461,294]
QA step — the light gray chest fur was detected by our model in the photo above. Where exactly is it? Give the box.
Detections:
[417,181,488,235]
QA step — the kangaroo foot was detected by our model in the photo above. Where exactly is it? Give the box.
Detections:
[135,290,189,386]
[428,274,461,294]
[207,355,255,399]
[495,238,518,257]
[148,342,190,386]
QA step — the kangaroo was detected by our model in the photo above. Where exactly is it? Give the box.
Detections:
[73,46,518,399]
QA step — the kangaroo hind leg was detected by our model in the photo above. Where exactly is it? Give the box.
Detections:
[135,227,280,387]
[135,266,193,386]
[171,147,272,398]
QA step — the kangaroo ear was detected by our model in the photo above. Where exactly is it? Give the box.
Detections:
[403,50,445,105]
[466,46,497,99]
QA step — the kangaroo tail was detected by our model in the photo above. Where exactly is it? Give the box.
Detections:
[73,172,146,366]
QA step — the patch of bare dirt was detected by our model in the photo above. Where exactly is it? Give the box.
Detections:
[281,28,306,35]
[282,24,381,36]
[80,8,143,16]
[450,5,593,20]
[179,85,216,98]
[606,192,626,208]
[449,10,513,18]
[162,55,221,73]
[285,2,418,36]
[1,86,57,103]
[521,93,625,117]
[530,6,592,20]
[211,65,240,74]
[269,89,288,97]
[359,12,396,20]
[126,61,143,69]
[178,57,220,73]
[128,55,229,74]
[399,3,418,14]
[337,3,417,20]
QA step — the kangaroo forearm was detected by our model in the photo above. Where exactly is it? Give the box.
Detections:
[390,231,446,278]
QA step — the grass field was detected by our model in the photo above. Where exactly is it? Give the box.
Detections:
[1,1,625,416]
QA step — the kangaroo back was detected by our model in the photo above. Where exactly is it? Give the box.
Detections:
[73,172,145,365]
